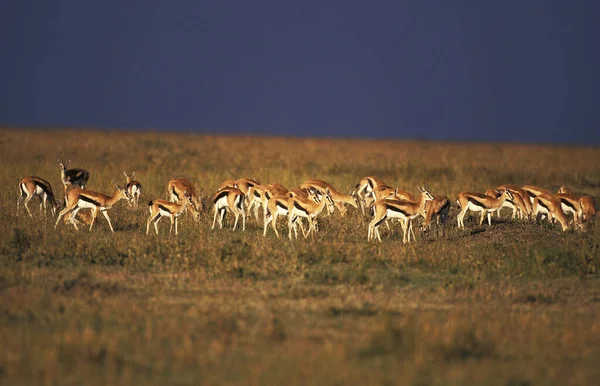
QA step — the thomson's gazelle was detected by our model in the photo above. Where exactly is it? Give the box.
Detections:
[146,191,197,235]
[354,176,387,214]
[300,180,356,216]
[532,193,570,231]
[17,176,60,218]
[57,159,90,204]
[288,188,335,239]
[368,186,434,243]
[167,178,203,219]
[55,184,132,232]
[211,187,246,231]
[456,189,513,229]
[123,171,142,209]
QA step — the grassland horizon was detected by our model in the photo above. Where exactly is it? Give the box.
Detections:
[1,128,599,385]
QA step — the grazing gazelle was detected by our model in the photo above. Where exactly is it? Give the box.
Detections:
[497,184,533,218]
[456,189,514,229]
[167,178,203,219]
[368,186,434,243]
[57,159,90,203]
[248,183,288,221]
[288,188,335,239]
[554,191,582,226]
[420,195,451,231]
[17,176,60,217]
[354,176,387,214]
[485,188,529,220]
[54,184,132,232]
[123,171,142,209]
[579,196,596,227]
[211,187,246,231]
[532,193,570,231]
[522,185,551,205]
[263,190,317,238]
[146,191,198,235]
[300,180,357,216]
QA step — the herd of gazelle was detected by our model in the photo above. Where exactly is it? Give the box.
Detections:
[16,160,597,241]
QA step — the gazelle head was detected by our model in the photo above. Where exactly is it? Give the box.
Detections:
[557,186,573,194]
[417,186,434,202]
[183,190,201,222]
[323,188,335,213]
[57,159,71,173]
[123,171,136,183]
[116,183,133,203]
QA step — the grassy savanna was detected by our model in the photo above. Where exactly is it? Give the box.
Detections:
[1,128,600,385]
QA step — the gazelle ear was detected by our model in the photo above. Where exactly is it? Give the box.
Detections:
[123,171,128,178]
[115,183,120,190]
[67,160,71,165]
[132,171,136,177]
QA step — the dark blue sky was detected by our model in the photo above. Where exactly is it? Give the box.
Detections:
[2,1,599,144]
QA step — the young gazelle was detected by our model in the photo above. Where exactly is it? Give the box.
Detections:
[57,159,90,204]
[54,184,132,232]
[287,188,335,239]
[300,180,357,216]
[17,176,60,217]
[211,187,246,231]
[532,193,570,231]
[146,191,197,235]
[123,171,142,209]
[456,189,514,229]
[354,176,387,214]
[167,178,203,219]
[368,187,434,243]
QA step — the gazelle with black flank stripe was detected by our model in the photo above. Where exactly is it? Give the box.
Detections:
[211,187,246,231]
[485,188,529,220]
[17,176,60,217]
[57,159,90,204]
[420,195,451,231]
[248,183,288,222]
[287,188,335,239]
[554,191,582,226]
[263,190,316,238]
[532,193,570,231]
[354,176,387,214]
[521,185,551,206]
[456,189,514,229]
[146,191,197,235]
[54,184,132,232]
[167,178,203,220]
[497,185,533,218]
[123,171,142,209]
[368,186,434,243]
[300,180,357,216]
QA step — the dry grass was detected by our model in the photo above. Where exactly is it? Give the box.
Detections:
[1,128,600,385]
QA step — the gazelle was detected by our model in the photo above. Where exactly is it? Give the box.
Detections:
[247,183,288,221]
[288,188,335,239]
[554,192,582,226]
[522,185,551,206]
[370,185,414,202]
[263,191,317,238]
[354,176,387,214]
[167,178,203,219]
[57,159,90,203]
[579,196,596,226]
[497,184,533,217]
[420,195,451,231]
[211,187,246,231]
[123,171,142,209]
[146,191,197,235]
[456,189,514,229]
[485,188,529,220]
[17,176,60,217]
[300,180,357,216]
[368,186,434,243]
[54,184,132,232]
[532,193,570,231]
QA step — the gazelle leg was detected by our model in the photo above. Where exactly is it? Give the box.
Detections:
[102,211,114,233]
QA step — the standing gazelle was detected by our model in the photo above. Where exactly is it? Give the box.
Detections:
[17,176,60,217]
[456,189,514,229]
[368,186,433,243]
[354,176,387,214]
[532,193,570,232]
[167,178,203,220]
[57,159,90,204]
[146,191,197,235]
[123,171,142,209]
[211,187,246,231]
[300,180,357,216]
[287,188,335,239]
[54,184,132,232]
